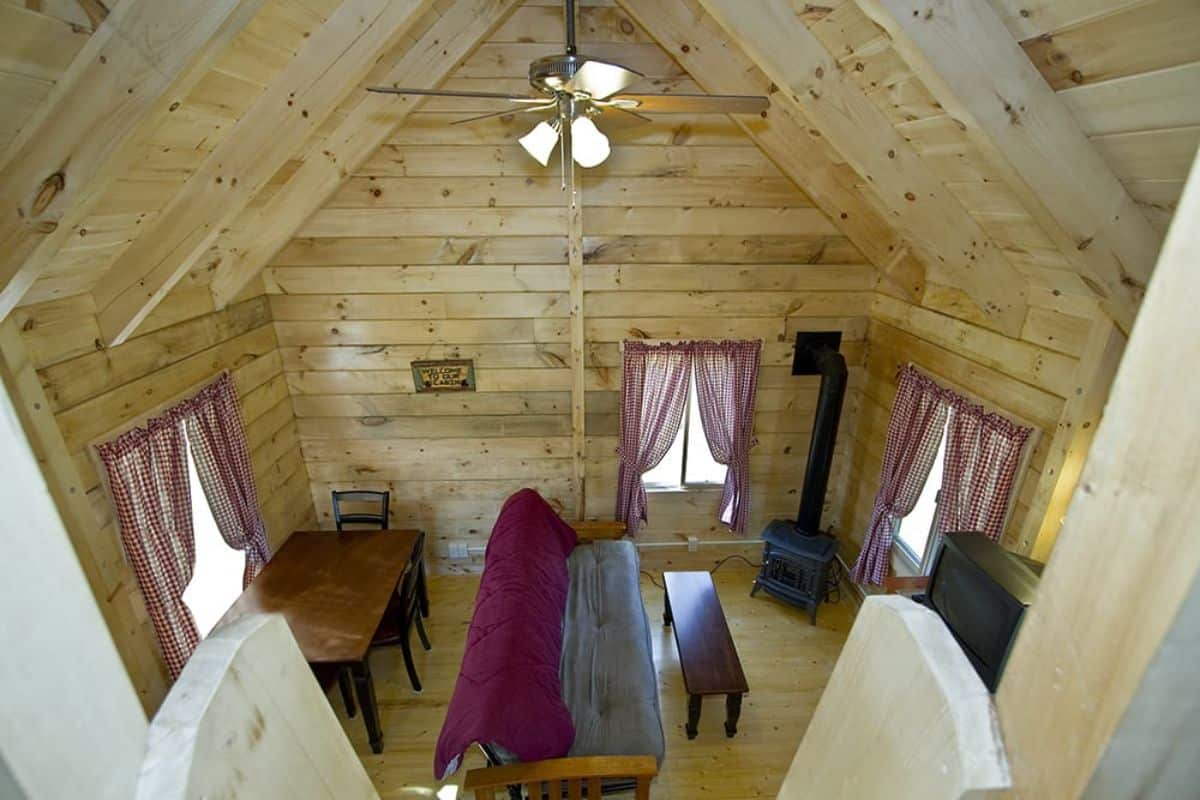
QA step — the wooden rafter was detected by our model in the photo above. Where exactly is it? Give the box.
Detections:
[91,0,440,346]
[0,0,264,319]
[618,0,926,303]
[208,0,526,310]
[694,0,1029,336]
[856,0,1157,333]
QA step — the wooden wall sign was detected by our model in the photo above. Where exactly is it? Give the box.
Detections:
[412,359,476,392]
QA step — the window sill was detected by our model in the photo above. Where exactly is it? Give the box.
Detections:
[892,544,922,577]
[645,484,724,495]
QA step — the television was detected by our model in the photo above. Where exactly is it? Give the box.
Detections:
[914,532,1043,692]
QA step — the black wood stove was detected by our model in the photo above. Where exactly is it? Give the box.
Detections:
[752,331,845,624]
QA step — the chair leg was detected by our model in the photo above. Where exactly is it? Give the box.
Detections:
[417,561,430,618]
[338,667,357,718]
[415,612,431,651]
[400,630,423,693]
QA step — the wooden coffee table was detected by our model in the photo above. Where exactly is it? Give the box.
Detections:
[663,571,749,739]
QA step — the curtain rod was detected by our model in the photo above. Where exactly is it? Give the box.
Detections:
[617,338,764,351]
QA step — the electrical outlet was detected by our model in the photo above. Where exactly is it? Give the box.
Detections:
[448,541,469,559]
[687,536,699,552]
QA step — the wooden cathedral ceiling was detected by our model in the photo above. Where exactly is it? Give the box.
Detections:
[1,0,1196,338]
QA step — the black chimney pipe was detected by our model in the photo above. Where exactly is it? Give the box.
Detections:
[792,333,847,535]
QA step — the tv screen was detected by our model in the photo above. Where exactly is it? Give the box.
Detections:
[924,533,1040,691]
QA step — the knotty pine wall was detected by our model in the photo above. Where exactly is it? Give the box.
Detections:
[7,267,314,711]
[807,0,1151,568]
[266,3,874,563]
[836,296,1082,567]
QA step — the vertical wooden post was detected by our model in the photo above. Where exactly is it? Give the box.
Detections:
[1014,317,1126,559]
[997,152,1200,797]
[568,147,587,519]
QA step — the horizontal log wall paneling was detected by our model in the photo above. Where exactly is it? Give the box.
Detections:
[835,292,1089,568]
[11,275,313,711]
[269,4,873,564]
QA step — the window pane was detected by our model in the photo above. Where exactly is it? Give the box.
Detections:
[897,427,947,564]
[642,410,685,489]
[684,376,726,485]
[182,442,246,637]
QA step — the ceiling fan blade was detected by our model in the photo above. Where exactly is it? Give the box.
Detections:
[608,93,770,115]
[451,103,558,125]
[366,86,548,103]
[595,105,653,131]
[564,59,644,100]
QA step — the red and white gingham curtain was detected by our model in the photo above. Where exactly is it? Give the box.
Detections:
[96,415,199,679]
[181,373,270,587]
[937,399,1032,541]
[692,340,761,533]
[850,366,950,585]
[616,341,693,534]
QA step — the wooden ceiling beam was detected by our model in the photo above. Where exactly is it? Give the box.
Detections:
[91,0,440,347]
[0,0,265,320]
[618,0,926,303]
[856,0,1154,333]
[694,0,1029,337]
[209,0,525,310]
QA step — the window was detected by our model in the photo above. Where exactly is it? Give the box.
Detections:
[643,366,726,490]
[895,426,948,571]
[181,436,244,637]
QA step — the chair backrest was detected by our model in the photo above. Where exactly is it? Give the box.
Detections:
[331,490,389,530]
[396,533,425,611]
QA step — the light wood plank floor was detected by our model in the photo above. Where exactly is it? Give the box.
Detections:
[331,561,854,798]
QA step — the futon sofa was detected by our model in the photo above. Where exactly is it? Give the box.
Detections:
[435,490,665,794]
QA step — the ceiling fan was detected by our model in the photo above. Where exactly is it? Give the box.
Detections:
[366,0,769,171]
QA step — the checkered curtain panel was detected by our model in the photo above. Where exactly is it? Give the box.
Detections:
[182,373,271,588]
[616,341,693,534]
[850,366,951,585]
[692,340,762,533]
[96,416,199,679]
[937,399,1032,541]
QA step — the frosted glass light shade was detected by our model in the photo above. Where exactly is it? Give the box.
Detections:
[518,120,560,166]
[571,116,610,168]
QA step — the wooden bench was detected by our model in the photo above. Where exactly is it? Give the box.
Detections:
[662,571,749,739]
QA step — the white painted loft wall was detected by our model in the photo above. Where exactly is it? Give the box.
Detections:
[0,380,146,799]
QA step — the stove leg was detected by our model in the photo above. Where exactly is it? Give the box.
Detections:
[663,586,673,626]
[750,579,761,598]
[809,602,818,626]
[725,693,742,738]
[686,694,702,740]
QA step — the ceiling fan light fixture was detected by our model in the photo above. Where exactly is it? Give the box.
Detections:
[518,119,561,166]
[570,115,610,168]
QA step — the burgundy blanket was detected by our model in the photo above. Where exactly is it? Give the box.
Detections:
[434,489,578,779]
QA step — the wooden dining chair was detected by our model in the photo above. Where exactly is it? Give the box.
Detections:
[331,489,390,529]
[371,532,432,692]
[331,489,430,619]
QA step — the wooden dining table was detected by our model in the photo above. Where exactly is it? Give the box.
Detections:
[217,528,421,754]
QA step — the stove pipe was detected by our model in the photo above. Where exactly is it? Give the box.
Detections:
[792,332,847,535]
